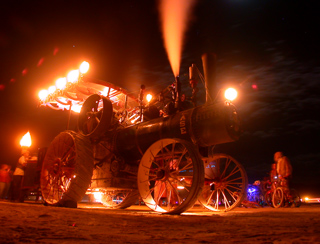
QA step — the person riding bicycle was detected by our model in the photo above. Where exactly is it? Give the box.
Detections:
[274,151,292,193]
[269,163,278,190]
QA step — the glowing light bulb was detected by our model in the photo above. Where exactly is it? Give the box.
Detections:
[56,77,67,90]
[67,70,80,83]
[146,94,153,103]
[224,88,238,101]
[38,89,48,101]
[48,86,56,94]
[80,61,89,74]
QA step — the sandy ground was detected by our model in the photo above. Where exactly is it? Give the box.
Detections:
[1,201,320,244]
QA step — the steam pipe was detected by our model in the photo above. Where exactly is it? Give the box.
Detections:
[175,76,181,110]
[201,53,217,103]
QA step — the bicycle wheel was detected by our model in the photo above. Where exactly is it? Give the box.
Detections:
[272,187,284,208]
[289,188,301,207]
[264,191,273,207]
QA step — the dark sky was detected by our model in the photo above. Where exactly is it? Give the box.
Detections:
[1,0,319,196]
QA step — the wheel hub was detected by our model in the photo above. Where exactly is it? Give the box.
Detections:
[212,180,227,190]
[156,169,166,180]
[52,158,61,175]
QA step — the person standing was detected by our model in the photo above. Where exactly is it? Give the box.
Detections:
[274,151,292,192]
[11,149,29,202]
[0,164,12,200]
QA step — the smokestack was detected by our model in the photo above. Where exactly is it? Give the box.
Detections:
[201,53,217,103]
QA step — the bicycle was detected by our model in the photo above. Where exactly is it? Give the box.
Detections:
[263,179,279,207]
[272,180,301,208]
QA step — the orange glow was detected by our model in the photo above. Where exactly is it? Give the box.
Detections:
[159,0,196,77]
[53,47,59,56]
[38,89,48,101]
[146,94,153,102]
[101,87,110,96]
[22,68,28,76]
[71,104,82,113]
[80,61,89,74]
[48,86,56,94]
[56,77,67,90]
[224,88,238,101]
[67,70,79,83]
[20,132,32,147]
[37,57,45,67]
[93,192,102,202]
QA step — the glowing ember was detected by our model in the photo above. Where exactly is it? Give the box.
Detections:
[20,132,32,147]
[37,57,45,67]
[159,0,196,77]
[22,68,28,76]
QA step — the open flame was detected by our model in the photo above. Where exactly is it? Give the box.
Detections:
[20,131,32,147]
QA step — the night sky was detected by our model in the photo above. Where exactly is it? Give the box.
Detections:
[1,0,319,196]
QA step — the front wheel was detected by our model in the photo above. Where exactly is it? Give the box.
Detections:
[198,154,248,212]
[272,187,284,208]
[138,138,204,215]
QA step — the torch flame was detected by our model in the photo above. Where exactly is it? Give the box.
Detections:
[20,131,32,147]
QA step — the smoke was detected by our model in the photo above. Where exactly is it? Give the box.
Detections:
[158,0,197,77]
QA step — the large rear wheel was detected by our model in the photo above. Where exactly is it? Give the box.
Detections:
[198,154,248,211]
[40,131,94,207]
[138,138,204,214]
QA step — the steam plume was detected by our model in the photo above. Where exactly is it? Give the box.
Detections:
[159,0,196,77]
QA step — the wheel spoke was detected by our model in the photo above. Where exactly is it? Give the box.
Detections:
[222,167,241,181]
[206,189,217,205]
[220,189,231,209]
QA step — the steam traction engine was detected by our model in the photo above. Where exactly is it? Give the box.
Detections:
[39,54,248,214]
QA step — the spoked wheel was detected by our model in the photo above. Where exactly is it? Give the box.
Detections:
[264,191,274,207]
[272,187,284,208]
[198,154,248,212]
[138,138,204,215]
[40,131,94,207]
[78,94,113,138]
[101,190,139,209]
[289,188,301,207]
